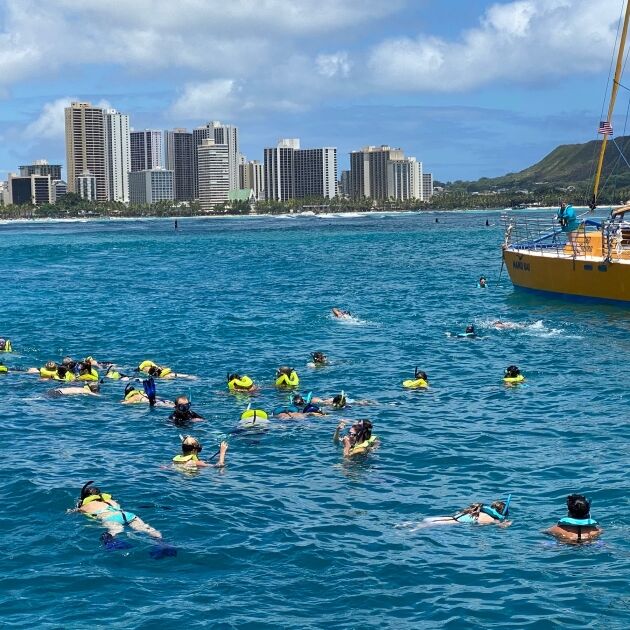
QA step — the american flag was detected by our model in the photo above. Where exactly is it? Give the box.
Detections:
[598,120,613,135]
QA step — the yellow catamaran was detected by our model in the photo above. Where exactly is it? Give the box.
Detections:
[503,1,630,304]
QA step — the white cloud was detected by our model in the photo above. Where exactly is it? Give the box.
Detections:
[368,0,619,92]
[316,52,351,78]
[170,80,240,120]
[24,97,76,140]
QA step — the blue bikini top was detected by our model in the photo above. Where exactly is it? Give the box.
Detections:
[558,517,598,526]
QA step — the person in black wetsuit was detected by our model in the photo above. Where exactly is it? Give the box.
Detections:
[169,395,204,425]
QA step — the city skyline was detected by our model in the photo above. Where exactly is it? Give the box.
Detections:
[0,1,623,183]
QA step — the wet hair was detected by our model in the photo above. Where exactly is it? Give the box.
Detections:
[465,325,475,334]
[491,500,507,516]
[148,365,161,377]
[79,361,92,374]
[45,361,57,370]
[62,356,75,367]
[56,365,68,378]
[505,365,520,378]
[312,352,327,363]
[124,383,135,396]
[78,480,101,507]
[414,368,428,380]
[292,394,305,407]
[227,373,240,382]
[277,366,293,376]
[181,436,202,454]
[332,394,346,409]
[567,494,590,518]
[350,419,373,446]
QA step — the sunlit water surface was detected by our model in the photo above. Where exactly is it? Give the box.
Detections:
[0,212,628,628]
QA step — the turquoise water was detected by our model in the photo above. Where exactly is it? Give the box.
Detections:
[0,212,628,628]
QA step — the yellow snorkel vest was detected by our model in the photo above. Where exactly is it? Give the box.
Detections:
[402,378,428,389]
[275,371,299,388]
[228,375,254,391]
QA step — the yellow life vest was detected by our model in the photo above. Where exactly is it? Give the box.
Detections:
[0,365,7,374]
[159,367,172,377]
[350,435,377,454]
[81,492,113,506]
[138,360,157,372]
[402,378,428,389]
[124,389,143,401]
[78,369,99,381]
[228,375,254,391]
[57,371,76,382]
[2,340,12,352]
[172,453,199,463]
[275,371,299,388]
[106,370,122,380]
[503,374,525,383]
[39,367,58,379]
[240,408,268,421]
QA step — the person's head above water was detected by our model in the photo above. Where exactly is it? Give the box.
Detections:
[490,500,507,516]
[77,480,102,506]
[567,494,591,518]
[505,365,520,378]
[292,394,305,407]
[62,356,76,369]
[414,368,428,381]
[124,383,137,397]
[180,435,202,454]
[332,392,347,409]
[465,325,475,334]
[227,373,241,382]
[311,352,327,364]
[45,361,57,370]
[276,366,293,376]
[173,395,192,414]
[348,419,373,445]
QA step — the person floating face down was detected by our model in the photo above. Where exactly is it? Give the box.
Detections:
[544,494,602,544]
[76,481,162,540]
[422,499,512,527]
[333,419,378,457]
[172,435,228,469]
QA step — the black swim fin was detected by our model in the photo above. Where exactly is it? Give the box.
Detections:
[100,532,132,551]
[143,377,157,407]
[149,542,177,559]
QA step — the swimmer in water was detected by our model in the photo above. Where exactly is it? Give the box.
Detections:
[121,381,173,407]
[423,498,511,527]
[172,436,228,469]
[333,419,378,457]
[503,365,525,385]
[76,481,162,539]
[105,364,131,380]
[169,396,204,424]
[332,308,352,319]
[49,382,101,397]
[308,351,329,367]
[136,360,193,380]
[227,373,259,393]
[544,494,602,544]
[273,394,327,419]
[0,338,13,352]
[478,276,487,288]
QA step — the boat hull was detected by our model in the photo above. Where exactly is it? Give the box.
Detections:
[503,249,630,304]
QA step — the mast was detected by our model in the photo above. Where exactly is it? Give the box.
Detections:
[592,0,630,206]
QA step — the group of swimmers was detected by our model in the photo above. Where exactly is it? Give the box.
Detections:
[1,301,602,548]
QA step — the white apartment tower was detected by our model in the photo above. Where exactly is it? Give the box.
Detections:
[239,160,265,201]
[105,109,131,203]
[193,121,239,197]
[198,138,230,210]
[387,157,423,200]
[64,102,108,201]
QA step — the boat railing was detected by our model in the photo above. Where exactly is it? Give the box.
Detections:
[502,213,630,261]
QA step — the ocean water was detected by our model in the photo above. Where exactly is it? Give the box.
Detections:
[0,211,628,629]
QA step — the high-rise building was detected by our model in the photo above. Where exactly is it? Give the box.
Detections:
[129,169,174,204]
[264,139,337,201]
[130,130,163,172]
[8,173,52,205]
[422,173,434,201]
[238,160,264,201]
[349,146,404,200]
[198,138,230,211]
[339,170,351,197]
[52,180,67,203]
[193,121,239,197]
[76,171,97,201]
[105,109,131,203]
[64,102,108,201]
[164,129,194,201]
[295,148,337,199]
[19,160,62,181]
[387,157,422,200]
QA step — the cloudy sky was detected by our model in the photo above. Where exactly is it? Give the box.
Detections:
[0,0,627,181]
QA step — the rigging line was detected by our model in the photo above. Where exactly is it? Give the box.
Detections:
[611,137,630,170]
[613,78,630,91]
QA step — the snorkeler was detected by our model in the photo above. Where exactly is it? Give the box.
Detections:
[105,364,131,380]
[227,373,258,392]
[308,351,329,367]
[169,396,204,423]
[333,419,378,457]
[49,382,100,397]
[463,325,476,337]
[403,368,429,389]
[503,365,525,384]
[544,494,601,544]
[478,276,487,288]
[32,362,77,381]
[0,338,13,352]
[172,436,228,468]
[332,308,352,319]
[136,360,192,380]
[77,361,99,381]
[273,394,326,419]
[76,481,162,539]
[121,380,173,407]
[275,366,299,388]
[422,497,511,527]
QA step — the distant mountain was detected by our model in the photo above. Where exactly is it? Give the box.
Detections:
[458,135,630,194]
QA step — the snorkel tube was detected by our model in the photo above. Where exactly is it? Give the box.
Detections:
[502,494,512,519]
[77,480,95,507]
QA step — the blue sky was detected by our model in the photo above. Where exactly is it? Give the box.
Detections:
[0,0,626,182]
